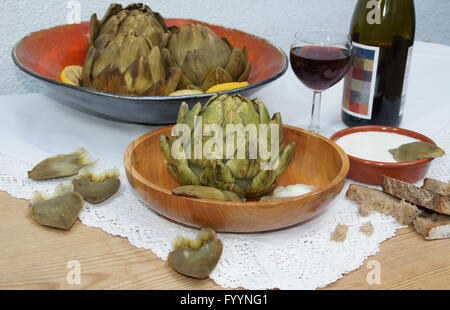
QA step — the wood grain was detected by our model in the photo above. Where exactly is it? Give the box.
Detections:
[1,191,449,290]
[124,125,349,232]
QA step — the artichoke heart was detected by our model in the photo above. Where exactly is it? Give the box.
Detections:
[30,183,84,230]
[168,228,223,279]
[28,148,97,180]
[160,94,296,199]
[72,167,121,204]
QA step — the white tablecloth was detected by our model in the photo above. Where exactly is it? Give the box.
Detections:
[1,41,449,289]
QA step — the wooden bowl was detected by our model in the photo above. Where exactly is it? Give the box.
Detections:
[330,126,436,186]
[12,19,288,124]
[124,125,349,232]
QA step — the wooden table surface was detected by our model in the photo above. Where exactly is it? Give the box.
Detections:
[1,190,449,290]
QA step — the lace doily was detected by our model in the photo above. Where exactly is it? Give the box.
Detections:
[0,126,448,290]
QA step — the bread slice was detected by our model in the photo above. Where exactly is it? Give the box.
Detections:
[422,178,450,196]
[381,176,450,215]
[413,212,450,240]
[346,184,419,225]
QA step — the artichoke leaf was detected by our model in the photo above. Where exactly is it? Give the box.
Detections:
[165,67,182,95]
[172,185,241,202]
[147,46,166,85]
[274,142,296,177]
[30,183,84,230]
[226,158,260,179]
[200,160,236,188]
[28,148,97,181]
[181,50,216,87]
[93,63,124,94]
[225,48,247,81]
[244,170,277,198]
[168,228,223,279]
[82,46,96,88]
[72,168,121,204]
[176,102,190,124]
[90,14,100,44]
[238,62,252,82]
[201,67,233,91]
[167,164,201,186]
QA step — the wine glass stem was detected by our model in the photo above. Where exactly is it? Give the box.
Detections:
[309,91,322,132]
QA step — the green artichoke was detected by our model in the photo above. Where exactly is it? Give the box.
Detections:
[168,24,252,91]
[82,3,180,96]
[160,94,295,199]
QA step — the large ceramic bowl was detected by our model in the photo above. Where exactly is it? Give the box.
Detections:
[124,125,349,233]
[330,126,437,186]
[12,19,288,124]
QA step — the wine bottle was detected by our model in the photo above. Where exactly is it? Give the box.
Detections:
[342,0,415,127]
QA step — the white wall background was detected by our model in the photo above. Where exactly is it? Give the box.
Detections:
[1,0,449,95]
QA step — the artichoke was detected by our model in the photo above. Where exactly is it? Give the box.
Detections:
[168,24,251,91]
[160,94,295,199]
[82,3,180,96]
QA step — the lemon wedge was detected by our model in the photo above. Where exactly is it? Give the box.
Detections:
[205,82,249,93]
[60,66,83,86]
[169,89,204,96]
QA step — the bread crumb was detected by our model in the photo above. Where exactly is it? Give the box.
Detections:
[360,222,374,236]
[331,224,348,242]
[358,202,374,216]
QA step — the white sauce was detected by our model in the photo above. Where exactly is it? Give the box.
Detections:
[336,131,419,163]
[271,184,316,199]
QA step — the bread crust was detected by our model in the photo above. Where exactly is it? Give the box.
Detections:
[422,178,450,196]
[381,176,450,215]
[413,212,450,240]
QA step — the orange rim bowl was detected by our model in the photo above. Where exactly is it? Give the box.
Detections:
[330,125,436,186]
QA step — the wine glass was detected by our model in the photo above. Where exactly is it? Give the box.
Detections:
[290,30,352,133]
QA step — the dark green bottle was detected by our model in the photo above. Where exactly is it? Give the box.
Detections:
[342,0,415,127]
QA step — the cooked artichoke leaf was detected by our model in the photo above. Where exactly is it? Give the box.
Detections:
[72,168,121,204]
[172,185,241,201]
[28,148,96,180]
[30,183,84,230]
[201,67,233,91]
[168,228,223,279]
[225,48,247,81]
[389,141,445,162]
[168,164,201,186]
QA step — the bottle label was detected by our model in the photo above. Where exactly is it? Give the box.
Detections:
[399,46,414,116]
[342,42,380,120]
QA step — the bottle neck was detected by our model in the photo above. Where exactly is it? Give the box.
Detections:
[351,0,416,45]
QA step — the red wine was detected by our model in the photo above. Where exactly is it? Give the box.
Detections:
[290,46,351,91]
[342,0,415,127]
